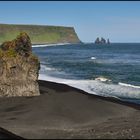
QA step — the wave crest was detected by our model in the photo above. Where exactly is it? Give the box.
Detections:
[91,57,96,60]
[95,76,111,82]
[32,43,70,47]
[119,82,140,89]
[39,73,140,100]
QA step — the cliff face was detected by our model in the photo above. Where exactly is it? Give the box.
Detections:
[0,32,40,97]
[0,24,80,44]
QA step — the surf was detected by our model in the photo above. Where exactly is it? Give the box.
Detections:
[95,76,111,82]
[39,72,140,101]
[32,43,70,47]
[33,43,140,104]
[91,56,96,60]
[119,82,140,89]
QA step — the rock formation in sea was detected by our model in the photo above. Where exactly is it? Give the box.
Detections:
[100,37,106,44]
[95,37,110,44]
[95,37,100,44]
[107,39,110,44]
[0,32,40,97]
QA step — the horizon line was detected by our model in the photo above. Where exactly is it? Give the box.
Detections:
[84,42,140,44]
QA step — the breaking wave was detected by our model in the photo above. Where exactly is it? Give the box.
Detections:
[91,56,96,60]
[119,82,140,89]
[32,43,70,48]
[39,72,140,101]
[34,43,140,104]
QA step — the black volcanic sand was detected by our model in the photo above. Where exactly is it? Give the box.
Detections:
[0,127,24,139]
[0,80,140,139]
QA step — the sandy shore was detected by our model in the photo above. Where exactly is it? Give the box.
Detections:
[0,80,140,139]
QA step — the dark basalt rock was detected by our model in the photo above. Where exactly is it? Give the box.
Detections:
[95,37,100,44]
[95,37,110,44]
[0,32,40,97]
[100,37,106,44]
[107,38,110,44]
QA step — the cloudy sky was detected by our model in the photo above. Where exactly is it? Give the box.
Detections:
[0,1,140,42]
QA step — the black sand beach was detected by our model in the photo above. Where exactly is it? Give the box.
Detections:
[0,80,140,139]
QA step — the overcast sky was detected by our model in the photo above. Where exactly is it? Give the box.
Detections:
[0,1,140,43]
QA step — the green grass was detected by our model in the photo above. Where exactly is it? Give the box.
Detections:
[31,32,61,43]
[0,24,80,44]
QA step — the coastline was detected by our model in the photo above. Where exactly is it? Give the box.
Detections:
[32,42,83,47]
[38,74,140,102]
[32,43,71,47]
[0,80,140,139]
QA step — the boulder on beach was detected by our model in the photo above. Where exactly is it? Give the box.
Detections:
[0,32,40,97]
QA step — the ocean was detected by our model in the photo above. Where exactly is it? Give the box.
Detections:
[33,43,140,104]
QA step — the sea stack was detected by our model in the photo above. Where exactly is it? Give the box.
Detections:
[95,37,100,44]
[0,32,40,97]
[107,38,110,44]
[95,37,110,44]
[101,37,106,44]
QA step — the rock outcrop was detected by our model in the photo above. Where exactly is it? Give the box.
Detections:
[95,37,100,44]
[0,32,40,97]
[95,37,110,44]
[100,37,106,44]
[107,39,110,44]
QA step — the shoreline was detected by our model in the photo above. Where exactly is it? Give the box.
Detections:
[32,42,77,47]
[0,80,139,138]
[38,73,140,104]
[32,42,83,47]
[39,80,140,110]
[32,43,71,47]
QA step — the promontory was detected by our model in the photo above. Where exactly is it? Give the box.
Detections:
[0,24,80,45]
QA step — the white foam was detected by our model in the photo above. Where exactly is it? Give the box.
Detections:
[91,57,96,60]
[32,43,70,48]
[119,82,140,89]
[39,73,140,99]
[41,64,56,71]
[39,74,97,95]
[95,77,111,82]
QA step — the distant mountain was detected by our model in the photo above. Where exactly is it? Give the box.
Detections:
[0,24,81,45]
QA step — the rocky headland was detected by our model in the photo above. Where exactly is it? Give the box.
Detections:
[0,24,81,45]
[0,32,40,97]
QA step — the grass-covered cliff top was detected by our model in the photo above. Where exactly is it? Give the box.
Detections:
[0,24,80,44]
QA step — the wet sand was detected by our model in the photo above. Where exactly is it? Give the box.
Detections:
[0,80,140,139]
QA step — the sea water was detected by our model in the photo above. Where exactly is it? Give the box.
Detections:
[33,43,140,104]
